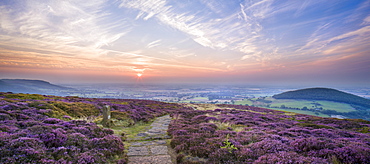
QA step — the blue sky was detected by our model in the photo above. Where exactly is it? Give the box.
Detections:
[0,0,369,86]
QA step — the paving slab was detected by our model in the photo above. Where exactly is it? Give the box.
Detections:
[127,115,174,164]
[128,155,172,164]
[151,146,168,155]
[127,146,149,156]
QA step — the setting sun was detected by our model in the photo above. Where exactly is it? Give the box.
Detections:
[137,73,142,77]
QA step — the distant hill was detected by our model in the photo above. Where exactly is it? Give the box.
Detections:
[273,88,370,109]
[0,79,75,95]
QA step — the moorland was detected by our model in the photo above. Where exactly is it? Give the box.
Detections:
[2,79,370,121]
[1,92,369,163]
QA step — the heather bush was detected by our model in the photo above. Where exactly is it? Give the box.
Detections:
[254,151,329,164]
[89,135,125,156]
[204,116,218,122]
[0,93,132,163]
[39,128,68,148]
[0,112,12,120]
[1,137,49,163]
[208,148,238,163]
[43,118,63,124]
[2,92,370,163]
[169,103,370,164]
[76,150,107,164]
[189,146,212,158]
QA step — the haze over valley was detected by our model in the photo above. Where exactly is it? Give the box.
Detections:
[2,79,370,120]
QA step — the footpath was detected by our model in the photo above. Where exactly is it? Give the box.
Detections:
[127,115,173,164]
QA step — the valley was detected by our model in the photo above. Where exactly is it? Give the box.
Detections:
[2,79,370,120]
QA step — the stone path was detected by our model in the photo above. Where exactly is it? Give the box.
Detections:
[127,115,173,164]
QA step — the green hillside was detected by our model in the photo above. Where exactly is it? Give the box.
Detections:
[272,88,370,109]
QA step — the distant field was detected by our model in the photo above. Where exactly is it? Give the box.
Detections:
[180,96,209,103]
[269,99,316,108]
[234,99,254,105]
[315,101,357,112]
[268,107,330,117]
[235,97,357,114]
[269,98,356,112]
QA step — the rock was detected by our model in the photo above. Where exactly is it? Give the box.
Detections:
[127,146,149,156]
[128,155,172,164]
[151,146,168,155]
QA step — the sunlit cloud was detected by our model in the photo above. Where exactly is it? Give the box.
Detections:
[0,0,128,57]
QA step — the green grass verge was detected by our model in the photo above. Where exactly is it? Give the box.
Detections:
[111,121,153,140]
[109,120,154,150]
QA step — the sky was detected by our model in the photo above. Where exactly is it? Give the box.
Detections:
[0,0,369,86]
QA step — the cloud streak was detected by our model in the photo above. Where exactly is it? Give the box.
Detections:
[0,0,128,56]
[146,39,161,48]
[119,0,273,59]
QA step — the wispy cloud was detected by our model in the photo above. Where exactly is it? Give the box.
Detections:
[344,0,370,23]
[119,0,278,64]
[0,0,128,57]
[326,26,370,44]
[146,39,161,48]
[1,0,369,83]
[362,15,370,25]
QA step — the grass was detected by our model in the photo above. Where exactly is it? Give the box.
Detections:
[4,93,47,100]
[111,101,129,105]
[209,120,247,132]
[109,120,154,151]
[267,98,356,113]
[234,99,254,105]
[111,121,153,140]
[268,107,330,117]
[270,99,316,108]
[315,101,356,112]
[191,97,209,100]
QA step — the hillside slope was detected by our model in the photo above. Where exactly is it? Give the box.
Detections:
[1,92,370,163]
[273,88,370,109]
[0,79,74,95]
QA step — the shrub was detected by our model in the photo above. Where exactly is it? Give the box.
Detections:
[254,151,328,164]
[4,93,46,100]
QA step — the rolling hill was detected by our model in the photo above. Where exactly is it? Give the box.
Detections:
[0,79,75,95]
[272,87,370,109]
